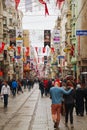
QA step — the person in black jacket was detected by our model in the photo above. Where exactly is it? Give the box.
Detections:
[75,83,84,116]
[39,79,44,97]
[63,80,75,128]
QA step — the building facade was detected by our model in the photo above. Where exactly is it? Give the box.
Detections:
[76,0,87,80]
[0,0,23,80]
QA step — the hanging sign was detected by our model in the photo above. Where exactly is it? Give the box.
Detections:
[76,30,87,36]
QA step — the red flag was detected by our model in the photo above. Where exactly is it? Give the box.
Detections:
[25,47,29,56]
[0,42,5,53]
[70,45,74,56]
[15,0,20,10]
[17,46,21,54]
[35,47,38,53]
[43,47,46,53]
[39,0,49,15]
[51,47,55,53]
[56,0,64,9]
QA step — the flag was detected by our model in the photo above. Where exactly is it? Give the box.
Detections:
[35,47,38,53]
[44,30,51,47]
[17,46,21,54]
[38,47,42,55]
[0,42,5,53]
[15,0,20,10]
[25,0,32,12]
[39,0,49,15]
[46,46,50,56]
[70,45,74,56]
[51,47,55,53]
[25,47,30,56]
[56,0,64,9]
[43,47,46,53]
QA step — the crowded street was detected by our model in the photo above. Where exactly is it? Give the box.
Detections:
[0,0,87,130]
[0,83,87,130]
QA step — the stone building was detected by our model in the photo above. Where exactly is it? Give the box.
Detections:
[76,0,87,79]
[59,0,87,83]
[0,0,23,80]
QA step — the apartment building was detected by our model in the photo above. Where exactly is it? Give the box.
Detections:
[76,0,87,75]
[0,0,23,80]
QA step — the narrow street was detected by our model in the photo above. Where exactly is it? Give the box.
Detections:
[0,83,87,130]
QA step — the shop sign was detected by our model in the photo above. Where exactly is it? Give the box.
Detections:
[16,28,23,45]
[53,30,60,44]
[76,30,87,36]
[58,56,64,59]
[15,56,21,59]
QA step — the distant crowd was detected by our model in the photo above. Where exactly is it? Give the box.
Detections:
[0,77,38,108]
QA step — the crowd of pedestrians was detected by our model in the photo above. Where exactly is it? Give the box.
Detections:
[0,75,87,129]
[38,77,87,129]
[0,77,36,108]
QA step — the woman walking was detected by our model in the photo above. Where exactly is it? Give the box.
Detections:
[1,81,10,108]
[63,80,75,128]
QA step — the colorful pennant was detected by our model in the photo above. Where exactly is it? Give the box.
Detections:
[15,0,20,10]
[56,0,64,9]
[39,0,49,15]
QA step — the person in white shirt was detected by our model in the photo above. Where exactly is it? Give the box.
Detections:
[1,80,10,108]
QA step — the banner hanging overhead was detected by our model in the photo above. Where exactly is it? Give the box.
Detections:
[25,0,32,12]
[44,30,51,47]
[39,0,49,15]
[53,29,60,44]
[16,28,23,45]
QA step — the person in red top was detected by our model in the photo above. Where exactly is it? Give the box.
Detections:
[43,78,48,96]
[55,78,61,87]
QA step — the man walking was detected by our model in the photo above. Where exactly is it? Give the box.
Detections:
[50,82,73,129]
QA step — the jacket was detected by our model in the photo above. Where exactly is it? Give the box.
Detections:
[1,85,10,95]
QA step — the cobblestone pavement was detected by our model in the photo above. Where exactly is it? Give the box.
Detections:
[0,84,87,130]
